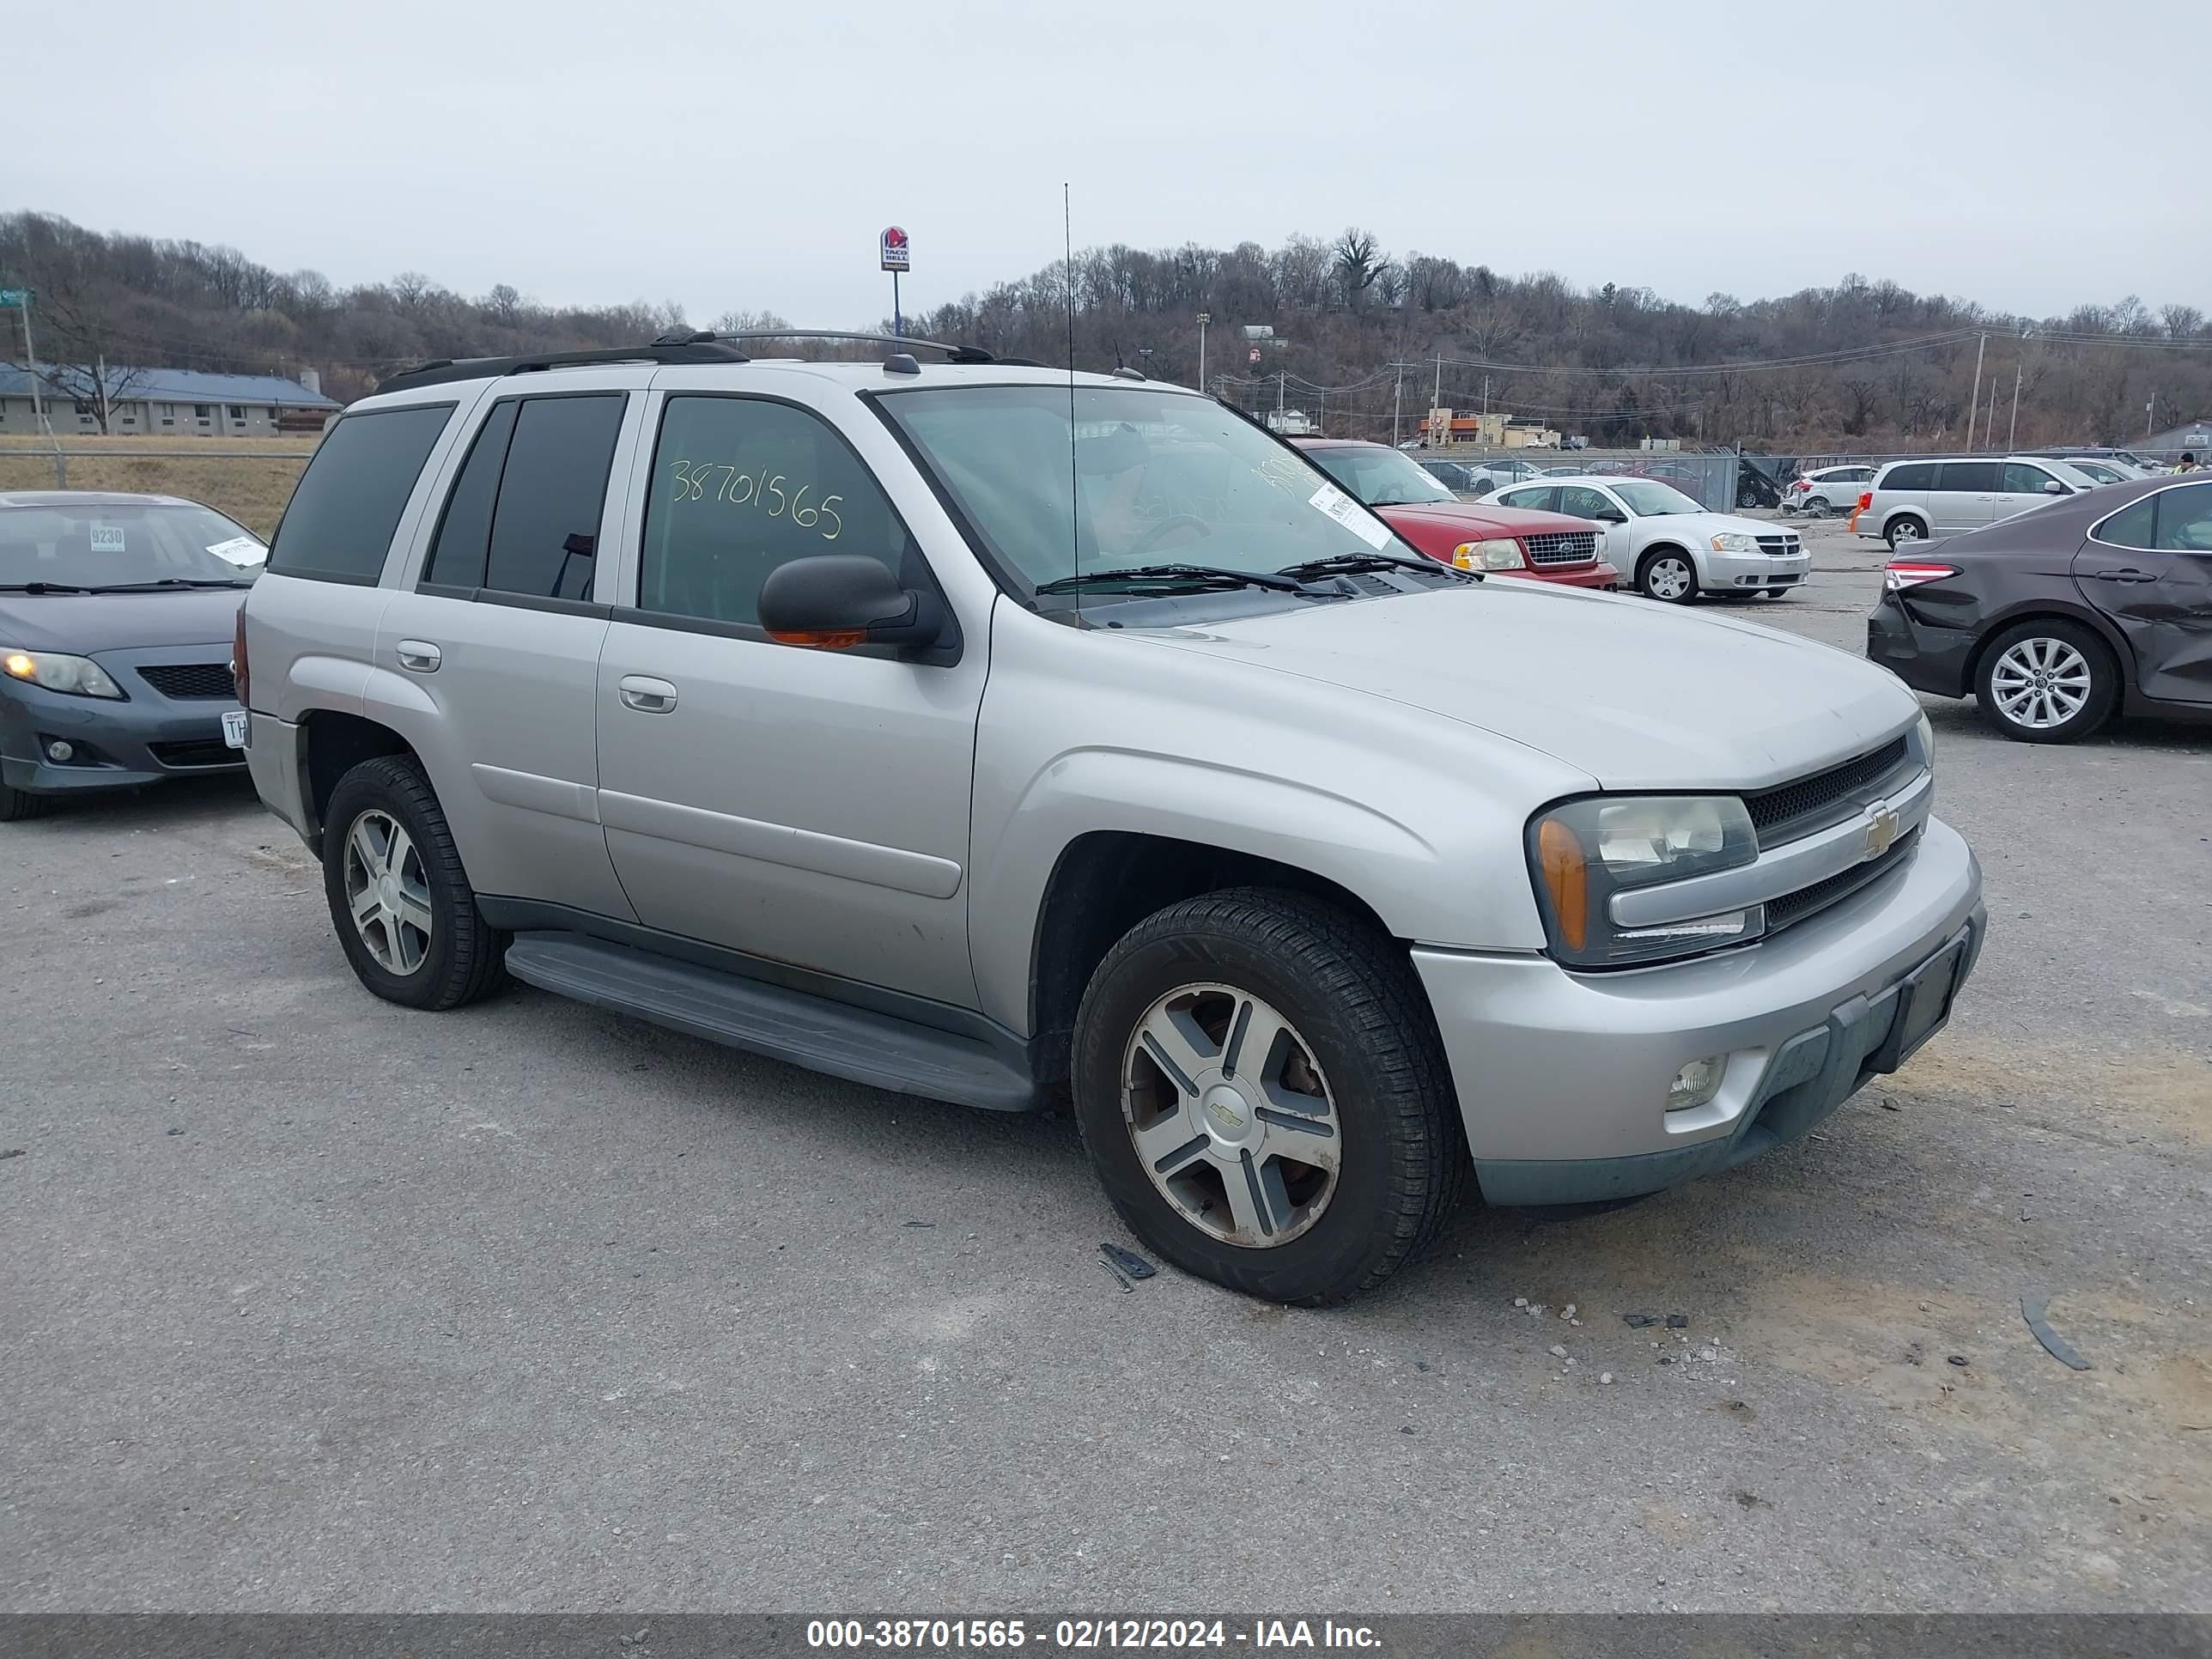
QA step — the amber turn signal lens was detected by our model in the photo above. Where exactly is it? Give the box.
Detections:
[766,628,867,650]
[1536,817,1589,951]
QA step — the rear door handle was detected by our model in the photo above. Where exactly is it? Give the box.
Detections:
[2091,568,2156,583]
[618,674,678,713]
[395,639,441,672]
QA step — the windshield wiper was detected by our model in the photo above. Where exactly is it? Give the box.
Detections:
[75,578,254,592]
[0,581,94,594]
[1035,562,1326,596]
[1274,551,1479,584]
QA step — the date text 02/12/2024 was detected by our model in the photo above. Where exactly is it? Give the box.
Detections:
[804,1619,1382,1650]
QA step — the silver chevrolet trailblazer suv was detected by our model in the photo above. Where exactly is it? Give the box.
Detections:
[235,332,1985,1304]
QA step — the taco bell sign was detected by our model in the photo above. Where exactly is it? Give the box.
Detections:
[879,227,911,272]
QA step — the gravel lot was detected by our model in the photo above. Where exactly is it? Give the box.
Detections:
[3,524,2208,1613]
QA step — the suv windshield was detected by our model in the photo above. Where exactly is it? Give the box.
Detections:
[876,386,1413,595]
[1611,480,1704,517]
[0,501,264,589]
[1307,447,1456,507]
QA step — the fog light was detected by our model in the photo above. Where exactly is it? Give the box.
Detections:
[46,740,74,763]
[1667,1055,1725,1112]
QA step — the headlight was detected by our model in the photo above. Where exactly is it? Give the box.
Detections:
[1529,795,1762,968]
[1710,532,1759,553]
[1914,712,1935,774]
[1453,538,1526,571]
[2,649,126,700]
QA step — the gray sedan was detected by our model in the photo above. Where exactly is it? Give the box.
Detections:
[1,491,263,820]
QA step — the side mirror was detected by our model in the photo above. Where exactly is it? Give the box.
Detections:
[1595,507,1628,524]
[758,555,948,654]
[2041,480,2067,495]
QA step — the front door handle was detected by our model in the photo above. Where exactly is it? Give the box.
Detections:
[2090,568,2156,583]
[618,674,678,714]
[395,639,441,672]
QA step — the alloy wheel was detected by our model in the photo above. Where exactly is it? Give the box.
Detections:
[1989,637,2092,731]
[342,809,434,975]
[1121,982,1341,1248]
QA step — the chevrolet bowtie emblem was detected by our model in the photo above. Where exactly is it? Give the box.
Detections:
[1863,805,1901,860]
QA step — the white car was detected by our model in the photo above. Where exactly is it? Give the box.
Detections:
[2051,455,2142,484]
[1785,464,1878,517]
[1484,474,1810,603]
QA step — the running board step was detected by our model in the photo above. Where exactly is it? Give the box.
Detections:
[503,933,1037,1113]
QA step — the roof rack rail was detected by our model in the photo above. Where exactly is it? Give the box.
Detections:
[698,329,996,363]
[376,338,750,395]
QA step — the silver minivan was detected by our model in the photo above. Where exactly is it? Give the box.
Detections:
[1859,455,2098,547]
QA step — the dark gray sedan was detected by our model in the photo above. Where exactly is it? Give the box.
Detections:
[1867,472,2212,743]
[1,491,264,820]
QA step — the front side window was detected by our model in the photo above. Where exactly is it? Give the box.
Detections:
[1306,446,1455,507]
[640,395,908,628]
[1610,480,1702,516]
[269,404,452,585]
[876,385,1409,594]
[2002,462,2062,495]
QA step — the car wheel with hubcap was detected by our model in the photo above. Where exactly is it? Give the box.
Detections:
[1638,549,1698,603]
[1072,887,1465,1305]
[322,754,507,1009]
[1975,619,2118,744]
[1885,516,1928,549]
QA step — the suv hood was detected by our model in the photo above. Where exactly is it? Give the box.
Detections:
[1139,583,1916,793]
[0,588,248,655]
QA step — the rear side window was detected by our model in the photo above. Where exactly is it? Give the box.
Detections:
[269,404,452,584]
[2096,495,2156,549]
[1936,462,2000,493]
[1498,486,1547,510]
[1882,462,1936,491]
[484,395,625,600]
[637,395,908,629]
[422,400,521,588]
[2156,483,2212,550]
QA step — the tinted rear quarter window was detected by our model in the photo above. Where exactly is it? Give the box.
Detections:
[483,394,626,600]
[2096,495,2156,549]
[1882,462,1936,491]
[422,399,521,588]
[269,404,453,583]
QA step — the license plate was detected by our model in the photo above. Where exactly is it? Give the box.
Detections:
[1892,936,1966,1063]
[221,709,250,750]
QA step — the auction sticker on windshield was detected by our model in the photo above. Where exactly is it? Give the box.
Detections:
[90,524,126,554]
[1307,483,1390,549]
[206,536,266,567]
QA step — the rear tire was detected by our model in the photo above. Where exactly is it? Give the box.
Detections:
[1974,619,2118,744]
[1885,515,1929,549]
[322,755,507,1010]
[0,782,54,823]
[1072,887,1466,1306]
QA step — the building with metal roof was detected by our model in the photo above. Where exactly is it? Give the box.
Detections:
[0,363,338,438]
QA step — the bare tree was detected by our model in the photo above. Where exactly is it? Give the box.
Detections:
[1332,227,1389,312]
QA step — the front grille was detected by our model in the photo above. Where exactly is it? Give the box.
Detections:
[1755,533,1802,556]
[1767,828,1920,934]
[1746,736,1911,843]
[149,739,241,769]
[1522,530,1599,566]
[137,662,237,701]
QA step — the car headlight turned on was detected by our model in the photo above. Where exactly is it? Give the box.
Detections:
[1453,538,1526,571]
[1529,794,1761,968]
[3,649,126,700]
[1710,532,1759,553]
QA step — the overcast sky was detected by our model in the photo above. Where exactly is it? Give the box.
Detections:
[16,0,2210,326]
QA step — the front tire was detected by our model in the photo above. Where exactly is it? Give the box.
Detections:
[321,755,507,1009]
[1975,620,2118,744]
[1638,548,1699,603]
[0,782,54,823]
[1072,887,1465,1306]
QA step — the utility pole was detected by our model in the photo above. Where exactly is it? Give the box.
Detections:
[1392,361,1404,447]
[1196,312,1208,388]
[1988,379,1999,454]
[2147,398,2155,442]
[2008,362,2023,452]
[1966,331,1987,450]
[9,289,51,437]
[1480,373,1490,416]
[1432,355,1443,433]
[1278,370,1285,416]
[95,353,111,432]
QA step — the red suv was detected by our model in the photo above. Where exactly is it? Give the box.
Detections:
[1293,440,1620,589]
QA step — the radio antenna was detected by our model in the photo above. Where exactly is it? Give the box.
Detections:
[1064,182,1079,617]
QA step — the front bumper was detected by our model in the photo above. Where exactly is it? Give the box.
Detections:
[1867,593,1975,698]
[1705,550,1810,591]
[1413,816,1984,1206]
[0,676,245,797]
[1504,562,1620,591]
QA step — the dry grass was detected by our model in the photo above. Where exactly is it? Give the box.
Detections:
[0,434,313,539]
